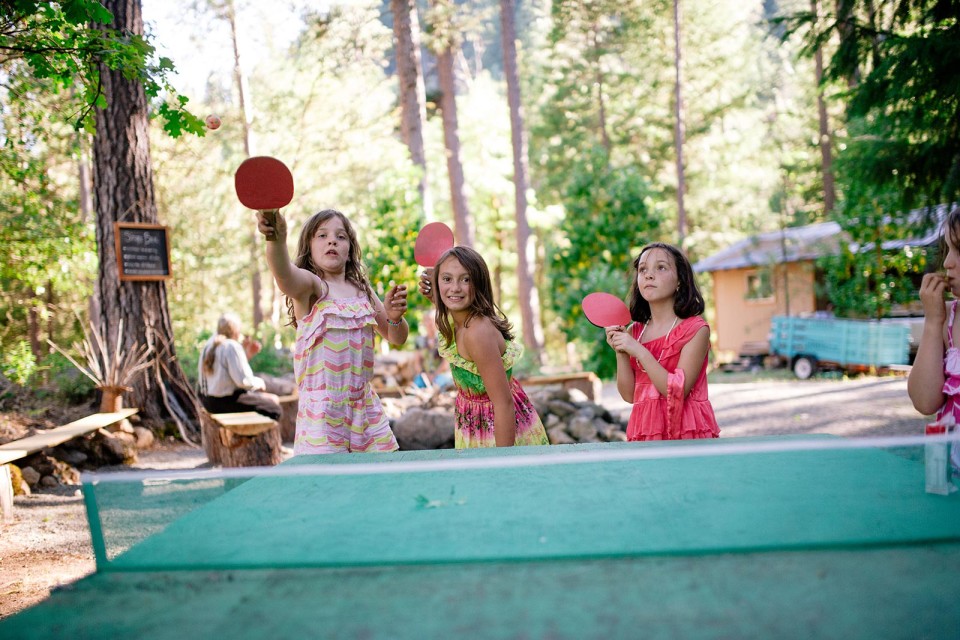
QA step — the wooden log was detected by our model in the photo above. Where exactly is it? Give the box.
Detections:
[277,393,299,443]
[205,412,282,467]
[517,372,602,401]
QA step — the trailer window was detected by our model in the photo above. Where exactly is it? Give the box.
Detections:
[745,271,773,301]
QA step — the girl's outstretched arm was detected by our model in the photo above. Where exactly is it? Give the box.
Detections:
[256,210,318,311]
[372,285,410,346]
[605,326,635,402]
[461,319,516,446]
[908,273,949,415]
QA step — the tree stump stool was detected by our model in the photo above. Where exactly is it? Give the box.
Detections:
[203,412,282,467]
[277,393,299,443]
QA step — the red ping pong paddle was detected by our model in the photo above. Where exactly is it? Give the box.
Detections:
[414,222,455,267]
[582,292,632,328]
[235,156,294,241]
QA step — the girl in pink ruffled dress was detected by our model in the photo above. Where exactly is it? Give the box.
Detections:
[605,243,719,441]
[908,205,960,480]
[257,209,409,454]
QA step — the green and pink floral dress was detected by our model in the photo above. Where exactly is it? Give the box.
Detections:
[438,335,549,448]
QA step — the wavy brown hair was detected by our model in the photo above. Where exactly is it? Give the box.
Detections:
[941,206,960,268]
[628,242,705,323]
[433,246,514,345]
[286,209,374,327]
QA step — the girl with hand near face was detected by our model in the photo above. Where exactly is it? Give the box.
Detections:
[605,242,719,441]
[909,206,960,482]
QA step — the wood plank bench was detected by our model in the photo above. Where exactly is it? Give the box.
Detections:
[517,372,602,401]
[203,412,282,468]
[0,409,139,521]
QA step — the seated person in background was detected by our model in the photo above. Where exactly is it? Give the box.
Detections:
[198,313,282,420]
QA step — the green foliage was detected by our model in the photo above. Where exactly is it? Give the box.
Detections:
[41,351,97,404]
[546,148,663,377]
[817,183,928,318]
[1,341,38,386]
[357,168,427,325]
[248,323,295,378]
[777,0,960,209]
[0,0,201,135]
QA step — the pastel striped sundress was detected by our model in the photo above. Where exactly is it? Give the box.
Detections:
[438,334,549,448]
[292,296,398,454]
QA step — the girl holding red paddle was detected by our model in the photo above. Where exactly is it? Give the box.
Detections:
[605,243,719,441]
[426,246,548,448]
[256,209,409,454]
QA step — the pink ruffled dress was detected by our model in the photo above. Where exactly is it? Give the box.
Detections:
[626,316,720,441]
[932,301,960,476]
[292,296,399,454]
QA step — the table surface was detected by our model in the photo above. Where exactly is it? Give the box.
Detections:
[3,437,959,639]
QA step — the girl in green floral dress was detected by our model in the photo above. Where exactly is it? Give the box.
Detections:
[430,246,548,448]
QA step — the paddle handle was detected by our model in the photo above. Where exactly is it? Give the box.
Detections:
[262,209,277,241]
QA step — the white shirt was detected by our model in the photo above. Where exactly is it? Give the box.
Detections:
[198,337,265,397]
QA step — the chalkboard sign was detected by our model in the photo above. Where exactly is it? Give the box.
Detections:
[114,223,172,281]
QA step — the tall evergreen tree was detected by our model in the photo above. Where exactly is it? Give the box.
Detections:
[93,0,202,439]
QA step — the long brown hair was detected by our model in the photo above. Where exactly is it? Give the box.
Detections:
[433,246,514,345]
[286,209,374,327]
[941,206,960,268]
[202,313,242,375]
[628,242,705,323]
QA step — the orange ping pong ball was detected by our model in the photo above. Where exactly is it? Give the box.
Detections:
[205,114,221,130]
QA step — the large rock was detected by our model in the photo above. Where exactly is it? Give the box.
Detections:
[392,408,455,450]
[567,416,600,442]
[547,427,575,445]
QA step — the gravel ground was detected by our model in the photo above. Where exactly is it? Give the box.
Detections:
[0,375,925,619]
[602,374,923,438]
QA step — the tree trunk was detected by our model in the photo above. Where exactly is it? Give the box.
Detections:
[224,0,264,330]
[92,0,201,442]
[812,0,835,213]
[391,0,433,218]
[591,27,611,153]
[500,0,544,362]
[436,45,475,247]
[672,0,687,245]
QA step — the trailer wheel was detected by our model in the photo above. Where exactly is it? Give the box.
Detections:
[793,355,818,380]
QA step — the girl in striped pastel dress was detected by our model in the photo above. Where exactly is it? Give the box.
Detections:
[428,246,548,448]
[257,209,409,454]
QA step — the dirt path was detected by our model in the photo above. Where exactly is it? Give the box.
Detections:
[0,376,923,620]
[0,440,210,619]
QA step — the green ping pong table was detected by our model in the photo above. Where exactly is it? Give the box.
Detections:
[1,436,959,639]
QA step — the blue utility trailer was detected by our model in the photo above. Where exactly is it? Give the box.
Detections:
[768,315,911,379]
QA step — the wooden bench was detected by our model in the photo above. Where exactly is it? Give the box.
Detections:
[0,409,139,520]
[517,372,602,401]
[203,412,282,468]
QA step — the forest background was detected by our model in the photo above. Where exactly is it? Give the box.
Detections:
[1,0,957,436]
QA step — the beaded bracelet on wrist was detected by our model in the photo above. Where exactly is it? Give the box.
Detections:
[387,317,404,327]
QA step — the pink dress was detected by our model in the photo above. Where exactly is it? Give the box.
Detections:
[626,316,720,441]
[933,301,960,475]
[292,296,399,454]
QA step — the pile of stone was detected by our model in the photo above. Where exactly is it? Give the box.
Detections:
[528,387,628,445]
[383,385,628,450]
[10,418,153,496]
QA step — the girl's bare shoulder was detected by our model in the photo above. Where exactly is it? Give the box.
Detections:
[460,316,504,357]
